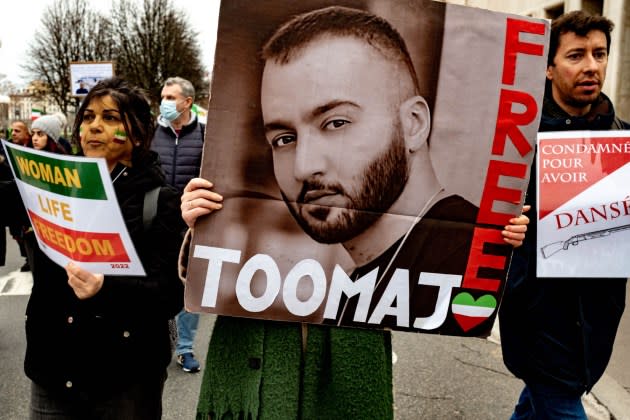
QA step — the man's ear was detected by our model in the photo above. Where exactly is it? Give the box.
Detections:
[545,65,553,81]
[399,95,431,152]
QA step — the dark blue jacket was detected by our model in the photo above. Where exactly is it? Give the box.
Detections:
[499,93,629,395]
[151,115,204,192]
[0,149,11,266]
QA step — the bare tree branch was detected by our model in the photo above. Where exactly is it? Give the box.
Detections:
[23,0,114,115]
[111,0,207,107]
[24,0,207,115]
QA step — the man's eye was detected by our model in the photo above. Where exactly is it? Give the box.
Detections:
[272,134,296,148]
[324,119,350,130]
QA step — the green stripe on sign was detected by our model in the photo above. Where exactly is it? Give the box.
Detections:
[7,148,106,200]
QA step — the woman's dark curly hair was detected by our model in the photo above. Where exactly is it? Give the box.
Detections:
[72,77,155,159]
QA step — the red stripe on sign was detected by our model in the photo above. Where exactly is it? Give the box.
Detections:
[453,314,489,332]
[29,211,130,262]
[539,137,630,219]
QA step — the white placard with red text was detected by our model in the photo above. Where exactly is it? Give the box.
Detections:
[537,130,630,277]
[2,141,145,276]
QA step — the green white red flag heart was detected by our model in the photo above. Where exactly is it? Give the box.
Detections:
[451,292,496,332]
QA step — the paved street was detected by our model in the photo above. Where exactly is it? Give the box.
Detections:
[0,294,523,419]
[1,228,629,419]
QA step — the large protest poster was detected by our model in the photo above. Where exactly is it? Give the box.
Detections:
[187,0,549,336]
[2,141,145,276]
[537,131,630,278]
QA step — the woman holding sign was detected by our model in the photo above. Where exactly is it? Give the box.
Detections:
[22,78,185,419]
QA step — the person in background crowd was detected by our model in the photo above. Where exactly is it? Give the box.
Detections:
[0,145,12,267]
[500,10,630,420]
[152,76,205,373]
[10,120,31,146]
[29,115,67,154]
[20,115,69,276]
[7,120,32,270]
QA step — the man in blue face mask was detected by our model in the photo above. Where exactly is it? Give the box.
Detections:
[151,76,205,373]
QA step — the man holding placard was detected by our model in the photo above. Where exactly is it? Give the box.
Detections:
[500,11,630,419]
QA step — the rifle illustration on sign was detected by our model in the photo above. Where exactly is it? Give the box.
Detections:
[541,223,630,258]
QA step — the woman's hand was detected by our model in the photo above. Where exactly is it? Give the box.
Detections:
[502,205,530,248]
[66,261,104,299]
[181,178,224,228]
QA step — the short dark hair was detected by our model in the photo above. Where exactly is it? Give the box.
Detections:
[261,6,420,95]
[72,77,155,157]
[548,10,614,66]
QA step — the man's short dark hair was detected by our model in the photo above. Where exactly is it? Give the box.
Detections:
[548,10,614,66]
[261,6,420,95]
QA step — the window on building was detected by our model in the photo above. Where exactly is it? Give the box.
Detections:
[582,0,603,16]
[545,4,564,20]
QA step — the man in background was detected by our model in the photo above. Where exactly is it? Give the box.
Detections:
[8,120,31,271]
[10,120,30,146]
[151,76,205,373]
[0,138,12,267]
[500,11,629,419]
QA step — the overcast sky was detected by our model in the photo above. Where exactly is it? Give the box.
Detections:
[0,0,220,86]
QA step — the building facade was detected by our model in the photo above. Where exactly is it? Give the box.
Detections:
[8,84,63,126]
[0,95,9,138]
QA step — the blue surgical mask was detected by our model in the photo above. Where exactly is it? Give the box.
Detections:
[160,99,182,121]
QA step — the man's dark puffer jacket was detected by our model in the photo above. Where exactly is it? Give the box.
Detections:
[151,115,204,192]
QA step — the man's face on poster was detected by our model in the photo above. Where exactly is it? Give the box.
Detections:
[261,36,410,244]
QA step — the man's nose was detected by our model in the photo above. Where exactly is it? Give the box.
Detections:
[583,53,599,73]
[293,131,328,181]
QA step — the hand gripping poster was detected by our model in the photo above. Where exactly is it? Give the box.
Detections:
[537,131,630,278]
[2,141,145,276]
[187,0,549,336]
